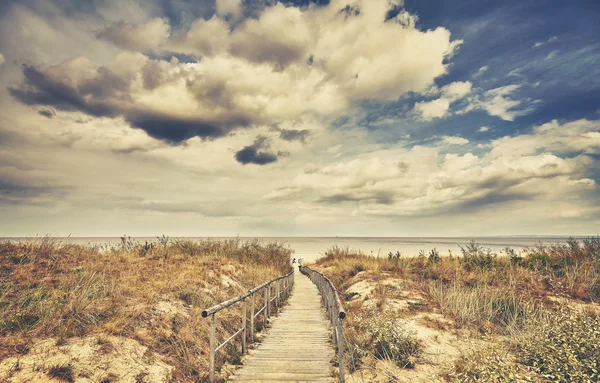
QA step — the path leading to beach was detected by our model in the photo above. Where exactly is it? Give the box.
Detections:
[228,267,335,382]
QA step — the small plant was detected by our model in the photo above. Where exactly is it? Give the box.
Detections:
[428,248,440,264]
[138,241,154,257]
[505,246,523,265]
[459,240,496,270]
[48,363,74,382]
[157,234,170,248]
[362,313,422,368]
[388,251,401,266]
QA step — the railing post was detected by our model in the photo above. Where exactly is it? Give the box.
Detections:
[337,318,345,383]
[250,293,255,343]
[209,314,216,383]
[276,279,280,308]
[264,285,269,325]
[242,298,247,355]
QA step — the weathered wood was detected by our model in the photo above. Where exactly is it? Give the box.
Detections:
[299,266,346,383]
[250,293,255,343]
[203,271,294,317]
[242,299,247,355]
[210,314,216,383]
[204,270,294,383]
[228,266,335,382]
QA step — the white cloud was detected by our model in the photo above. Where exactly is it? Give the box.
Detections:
[10,0,462,152]
[414,81,472,121]
[216,0,244,22]
[462,84,535,121]
[473,65,488,78]
[414,98,451,120]
[442,136,469,145]
[266,118,599,223]
[97,18,170,52]
[478,126,490,132]
[532,36,558,48]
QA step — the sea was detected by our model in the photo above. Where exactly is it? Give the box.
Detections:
[2,236,584,263]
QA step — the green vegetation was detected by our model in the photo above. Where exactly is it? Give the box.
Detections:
[362,313,422,368]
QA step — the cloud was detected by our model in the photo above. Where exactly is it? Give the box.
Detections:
[442,136,469,145]
[414,97,451,120]
[478,126,490,132]
[462,84,535,121]
[532,36,558,48]
[38,108,55,118]
[215,0,244,22]
[280,129,311,143]
[0,53,4,66]
[9,0,461,164]
[235,136,279,165]
[473,65,488,78]
[0,167,71,206]
[267,118,598,218]
[414,81,472,120]
[97,18,170,52]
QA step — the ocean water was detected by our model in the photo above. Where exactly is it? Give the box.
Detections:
[3,236,578,263]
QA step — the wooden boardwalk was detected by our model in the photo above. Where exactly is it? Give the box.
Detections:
[228,266,335,382]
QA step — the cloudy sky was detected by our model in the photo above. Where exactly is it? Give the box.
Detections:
[0,0,599,237]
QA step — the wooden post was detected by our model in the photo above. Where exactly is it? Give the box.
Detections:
[337,318,346,383]
[241,298,247,355]
[264,285,269,325]
[250,293,255,343]
[276,280,280,308]
[209,314,216,383]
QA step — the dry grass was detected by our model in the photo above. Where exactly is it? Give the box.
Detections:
[311,238,600,381]
[0,237,292,382]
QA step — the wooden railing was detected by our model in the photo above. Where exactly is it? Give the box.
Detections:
[202,269,295,383]
[300,266,346,383]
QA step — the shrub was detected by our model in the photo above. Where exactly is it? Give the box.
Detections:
[518,309,600,382]
[428,248,440,264]
[505,247,523,265]
[48,363,75,382]
[460,240,496,270]
[361,313,422,368]
[450,345,536,382]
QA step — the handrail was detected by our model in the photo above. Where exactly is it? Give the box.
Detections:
[202,270,294,317]
[300,265,346,383]
[202,269,295,383]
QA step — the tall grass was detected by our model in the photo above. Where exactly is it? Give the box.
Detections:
[428,282,533,332]
[0,237,293,381]
[311,238,600,379]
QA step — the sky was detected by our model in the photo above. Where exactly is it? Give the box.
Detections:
[0,0,599,237]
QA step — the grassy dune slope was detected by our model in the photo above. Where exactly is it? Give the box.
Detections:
[0,238,292,382]
[312,239,600,382]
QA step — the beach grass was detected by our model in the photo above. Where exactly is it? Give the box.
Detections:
[0,237,292,382]
[311,238,600,381]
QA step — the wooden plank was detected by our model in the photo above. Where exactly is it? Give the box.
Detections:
[227,266,335,383]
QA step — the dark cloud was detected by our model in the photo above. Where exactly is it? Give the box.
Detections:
[0,178,71,206]
[9,65,122,117]
[318,191,395,205]
[385,4,403,22]
[235,136,278,165]
[38,109,55,118]
[340,4,360,18]
[279,128,310,143]
[125,112,233,143]
[9,64,254,145]
[229,39,305,68]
